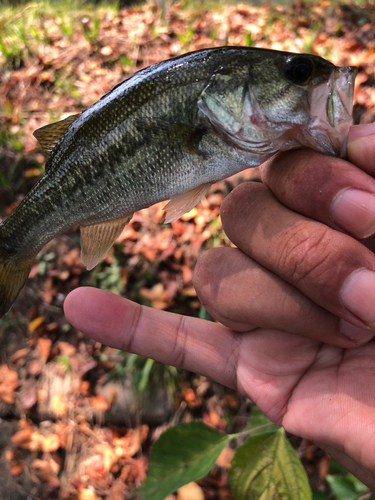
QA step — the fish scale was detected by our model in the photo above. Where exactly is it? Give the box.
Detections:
[0,47,357,317]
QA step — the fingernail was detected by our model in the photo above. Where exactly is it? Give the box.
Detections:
[331,188,375,238]
[340,319,375,345]
[349,122,375,140]
[340,269,375,327]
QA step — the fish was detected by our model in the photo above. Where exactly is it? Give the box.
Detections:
[0,47,357,318]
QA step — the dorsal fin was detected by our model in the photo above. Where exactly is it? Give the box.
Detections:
[33,113,80,159]
[163,183,211,224]
[80,214,133,271]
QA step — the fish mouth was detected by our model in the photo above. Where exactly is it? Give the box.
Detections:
[303,65,357,158]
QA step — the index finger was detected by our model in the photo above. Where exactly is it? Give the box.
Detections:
[64,287,240,390]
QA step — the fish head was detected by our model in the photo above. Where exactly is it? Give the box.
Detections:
[198,50,357,162]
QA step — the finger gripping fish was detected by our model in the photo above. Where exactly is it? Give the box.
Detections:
[0,47,357,317]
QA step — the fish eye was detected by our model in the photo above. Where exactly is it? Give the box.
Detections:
[284,57,314,85]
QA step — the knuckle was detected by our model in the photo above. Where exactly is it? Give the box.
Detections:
[171,315,188,368]
[220,182,267,232]
[277,222,334,284]
[193,248,225,307]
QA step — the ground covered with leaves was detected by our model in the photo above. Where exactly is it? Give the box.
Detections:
[0,0,375,499]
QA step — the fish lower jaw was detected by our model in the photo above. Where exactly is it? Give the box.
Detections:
[305,118,352,157]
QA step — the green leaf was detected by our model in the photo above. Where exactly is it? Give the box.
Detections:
[136,421,230,500]
[345,473,369,494]
[326,475,361,500]
[245,405,279,435]
[329,459,349,474]
[229,428,311,500]
[311,488,329,500]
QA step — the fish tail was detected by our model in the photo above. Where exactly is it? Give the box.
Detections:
[0,242,34,318]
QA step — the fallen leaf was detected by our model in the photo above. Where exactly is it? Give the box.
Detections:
[11,428,32,448]
[216,447,235,469]
[11,461,24,476]
[113,427,141,458]
[94,443,116,474]
[177,482,205,500]
[88,393,109,411]
[42,433,61,453]
[19,380,37,409]
[10,347,30,364]
[58,341,76,356]
[77,488,102,500]
[51,394,68,417]
[80,380,91,397]
[37,337,52,360]
[55,421,70,449]
[107,478,127,500]
[29,316,45,334]
[28,359,43,376]
[48,452,63,475]
[100,46,113,56]
[30,432,45,452]
[0,364,19,404]
[39,71,54,82]
[30,459,52,480]
[5,449,17,461]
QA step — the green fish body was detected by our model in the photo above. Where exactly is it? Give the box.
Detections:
[0,47,357,317]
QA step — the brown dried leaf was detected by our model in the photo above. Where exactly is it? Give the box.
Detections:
[100,46,113,56]
[107,478,127,500]
[77,489,102,500]
[10,347,30,364]
[55,421,70,449]
[5,449,18,461]
[48,452,63,475]
[30,432,44,452]
[318,454,331,480]
[0,364,19,404]
[42,433,61,453]
[177,483,204,500]
[88,393,109,412]
[19,380,37,409]
[11,428,32,448]
[58,341,76,356]
[216,447,235,469]
[80,380,91,397]
[43,277,57,304]
[10,461,24,476]
[94,443,116,474]
[37,337,52,360]
[51,394,68,417]
[30,459,53,481]
[28,359,43,377]
[39,71,54,82]
[114,428,141,458]
[37,388,48,403]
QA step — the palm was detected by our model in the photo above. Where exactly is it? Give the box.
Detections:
[239,328,375,482]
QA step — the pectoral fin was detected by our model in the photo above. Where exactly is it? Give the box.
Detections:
[80,215,133,270]
[164,183,211,224]
[34,113,80,160]
[133,118,206,156]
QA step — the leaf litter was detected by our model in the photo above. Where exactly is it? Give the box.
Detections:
[0,0,374,498]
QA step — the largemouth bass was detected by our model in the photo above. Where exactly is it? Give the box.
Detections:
[0,47,357,318]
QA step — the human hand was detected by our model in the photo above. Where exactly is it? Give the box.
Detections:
[64,122,375,488]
